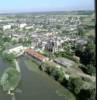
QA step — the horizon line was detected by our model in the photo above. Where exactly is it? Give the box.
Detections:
[0,9,95,14]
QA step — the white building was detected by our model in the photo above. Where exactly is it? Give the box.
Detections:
[5,44,24,57]
[3,25,11,30]
[25,26,33,30]
[19,23,27,29]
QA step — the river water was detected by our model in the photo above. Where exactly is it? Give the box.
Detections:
[0,56,75,100]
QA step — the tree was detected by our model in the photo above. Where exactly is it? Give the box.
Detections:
[2,53,16,64]
[80,42,95,66]
[56,25,61,29]
[77,88,96,100]
[40,61,55,74]
[62,30,69,34]
[68,77,84,95]
[75,41,95,66]
[77,26,84,36]
[51,68,64,82]
[85,64,96,76]
[40,62,65,83]
[2,36,11,42]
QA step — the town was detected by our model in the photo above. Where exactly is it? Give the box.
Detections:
[0,11,96,100]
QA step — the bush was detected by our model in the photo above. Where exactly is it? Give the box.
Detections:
[61,77,70,87]
[51,68,64,82]
[2,53,16,63]
[40,61,65,83]
[67,77,84,95]
[40,62,55,74]
[45,66,54,75]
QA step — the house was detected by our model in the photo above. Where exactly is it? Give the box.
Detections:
[54,57,76,68]
[5,44,24,57]
[25,48,49,64]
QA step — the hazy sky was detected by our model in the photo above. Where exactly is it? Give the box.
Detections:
[0,0,95,13]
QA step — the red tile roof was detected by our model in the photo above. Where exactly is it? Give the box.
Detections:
[25,48,49,62]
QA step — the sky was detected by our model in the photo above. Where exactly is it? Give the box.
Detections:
[0,0,95,13]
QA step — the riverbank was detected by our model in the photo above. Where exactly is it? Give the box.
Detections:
[14,59,21,73]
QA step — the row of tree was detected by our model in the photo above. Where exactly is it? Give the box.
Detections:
[39,61,96,100]
[75,38,96,76]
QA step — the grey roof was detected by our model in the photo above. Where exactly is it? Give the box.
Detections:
[54,57,75,68]
[76,39,87,45]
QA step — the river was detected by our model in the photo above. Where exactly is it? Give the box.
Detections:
[0,56,75,100]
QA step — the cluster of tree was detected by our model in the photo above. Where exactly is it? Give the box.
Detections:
[77,87,96,100]
[40,61,65,83]
[0,33,11,43]
[77,25,84,36]
[0,32,11,53]
[2,36,11,43]
[62,77,96,100]
[18,37,32,46]
[63,77,84,95]
[40,61,96,100]
[2,53,16,63]
[1,53,16,68]
[75,40,96,76]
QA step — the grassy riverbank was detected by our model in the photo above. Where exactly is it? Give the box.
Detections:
[0,67,21,93]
